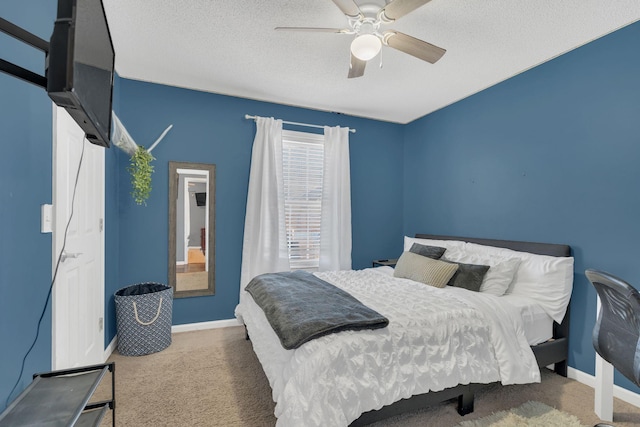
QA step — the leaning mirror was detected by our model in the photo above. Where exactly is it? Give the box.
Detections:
[169,161,215,297]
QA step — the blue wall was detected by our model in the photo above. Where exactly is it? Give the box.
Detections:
[403,21,640,392]
[114,79,405,326]
[0,0,56,410]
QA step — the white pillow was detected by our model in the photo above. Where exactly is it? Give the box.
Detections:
[442,249,521,296]
[463,242,574,323]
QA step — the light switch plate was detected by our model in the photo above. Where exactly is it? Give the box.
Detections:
[41,204,53,233]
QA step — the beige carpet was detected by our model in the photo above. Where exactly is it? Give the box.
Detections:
[96,326,640,426]
[175,271,208,291]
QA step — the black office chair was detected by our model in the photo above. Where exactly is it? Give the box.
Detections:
[586,269,640,427]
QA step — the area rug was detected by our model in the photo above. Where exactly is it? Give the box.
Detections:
[458,401,586,427]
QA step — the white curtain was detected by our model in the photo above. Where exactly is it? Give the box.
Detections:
[239,117,289,300]
[319,126,352,271]
[239,120,352,305]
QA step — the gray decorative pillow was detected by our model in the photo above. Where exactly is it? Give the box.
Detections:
[409,243,446,260]
[445,261,491,292]
[393,251,459,288]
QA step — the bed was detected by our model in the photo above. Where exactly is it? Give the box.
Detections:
[235,234,573,426]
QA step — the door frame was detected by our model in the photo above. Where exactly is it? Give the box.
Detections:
[51,104,106,370]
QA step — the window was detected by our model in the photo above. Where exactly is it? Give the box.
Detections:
[282,130,324,270]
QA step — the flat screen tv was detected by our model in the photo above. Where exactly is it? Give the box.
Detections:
[47,0,114,147]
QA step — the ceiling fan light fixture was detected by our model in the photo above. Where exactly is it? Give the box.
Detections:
[350,34,381,61]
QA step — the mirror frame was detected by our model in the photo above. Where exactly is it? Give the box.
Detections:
[168,161,216,297]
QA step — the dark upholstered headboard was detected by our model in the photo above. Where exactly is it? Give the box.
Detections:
[414,234,571,257]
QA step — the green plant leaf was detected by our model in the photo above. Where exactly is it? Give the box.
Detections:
[128,146,155,205]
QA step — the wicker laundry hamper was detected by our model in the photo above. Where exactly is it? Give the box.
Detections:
[115,282,173,356]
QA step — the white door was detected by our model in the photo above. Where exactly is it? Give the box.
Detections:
[52,106,105,369]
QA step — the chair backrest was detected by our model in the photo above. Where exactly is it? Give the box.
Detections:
[586,269,640,387]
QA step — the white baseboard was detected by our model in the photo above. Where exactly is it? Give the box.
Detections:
[568,367,640,408]
[103,335,117,362]
[171,318,241,333]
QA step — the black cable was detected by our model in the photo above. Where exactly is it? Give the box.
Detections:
[5,137,87,408]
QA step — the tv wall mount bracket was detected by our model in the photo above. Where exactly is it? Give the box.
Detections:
[0,17,49,89]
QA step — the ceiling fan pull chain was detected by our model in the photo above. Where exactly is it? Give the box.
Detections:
[379,48,384,68]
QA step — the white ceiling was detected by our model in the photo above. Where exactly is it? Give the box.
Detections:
[102,0,640,124]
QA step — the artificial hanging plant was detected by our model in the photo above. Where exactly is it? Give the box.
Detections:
[128,145,155,205]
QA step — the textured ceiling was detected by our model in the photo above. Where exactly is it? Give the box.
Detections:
[102,0,640,124]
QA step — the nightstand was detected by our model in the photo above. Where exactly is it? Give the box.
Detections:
[372,259,398,268]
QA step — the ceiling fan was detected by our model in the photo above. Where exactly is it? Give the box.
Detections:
[275,0,446,78]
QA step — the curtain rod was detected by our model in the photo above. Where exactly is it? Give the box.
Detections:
[244,114,356,134]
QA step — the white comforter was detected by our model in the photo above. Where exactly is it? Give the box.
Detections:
[235,268,540,427]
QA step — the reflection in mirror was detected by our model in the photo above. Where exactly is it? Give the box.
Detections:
[169,161,215,297]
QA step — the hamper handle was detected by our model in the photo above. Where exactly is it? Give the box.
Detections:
[133,298,163,326]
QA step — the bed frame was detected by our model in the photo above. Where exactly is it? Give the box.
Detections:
[349,234,571,426]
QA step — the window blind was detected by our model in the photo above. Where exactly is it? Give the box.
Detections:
[282,130,324,270]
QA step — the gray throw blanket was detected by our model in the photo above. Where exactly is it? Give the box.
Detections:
[245,270,389,350]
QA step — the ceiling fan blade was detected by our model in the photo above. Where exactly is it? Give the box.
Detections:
[383,31,446,64]
[275,27,350,33]
[348,53,366,78]
[330,0,363,18]
[379,0,432,22]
